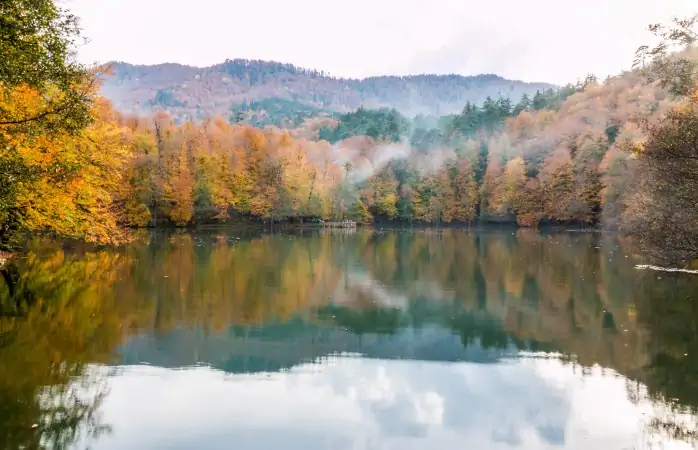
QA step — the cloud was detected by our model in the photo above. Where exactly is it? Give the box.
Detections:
[72,357,664,450]
[390,26,543,81]
[68,0,697,85]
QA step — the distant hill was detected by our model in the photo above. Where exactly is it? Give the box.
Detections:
[99,59,556,123]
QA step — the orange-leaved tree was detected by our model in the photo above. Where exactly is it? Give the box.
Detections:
[0,0,133,249]
[1,82,132,247]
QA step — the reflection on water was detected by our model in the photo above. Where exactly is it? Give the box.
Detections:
[1,229,698,449]
[74,358,693,450]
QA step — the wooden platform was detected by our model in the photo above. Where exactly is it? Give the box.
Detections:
[322,220,357,228]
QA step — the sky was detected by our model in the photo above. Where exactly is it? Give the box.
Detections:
[67,0,697,85]
[75,358,687,450]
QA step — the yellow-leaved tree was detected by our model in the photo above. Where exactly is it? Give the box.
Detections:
[1,0,132,250]
[1,83,132,247]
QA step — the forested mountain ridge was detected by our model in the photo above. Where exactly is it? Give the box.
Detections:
[99,59,555,123]
[94,68,672,233]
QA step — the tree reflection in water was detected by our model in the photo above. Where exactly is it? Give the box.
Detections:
[0,242,128,449]
[2,229,698,448]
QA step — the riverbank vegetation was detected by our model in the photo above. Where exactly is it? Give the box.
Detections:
[1,0,697,263]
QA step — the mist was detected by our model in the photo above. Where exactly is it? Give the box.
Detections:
[309,64,678,226]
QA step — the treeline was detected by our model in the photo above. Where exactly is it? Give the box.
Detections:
[105,62,552,123]
[119,116,342,226]
[230,97,334,129]
[306,70,672,227]
[1,0,697,264]
[318,107,409,143]
[0,52,680,246]
[318,80,588,146]
[217,58,330,81]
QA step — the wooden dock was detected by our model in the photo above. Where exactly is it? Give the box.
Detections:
[322,220,357,228]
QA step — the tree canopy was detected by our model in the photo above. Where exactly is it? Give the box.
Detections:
[0,0,124,249]
[626,13,698,264]
[0,0,93,132]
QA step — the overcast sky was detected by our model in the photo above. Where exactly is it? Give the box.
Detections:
[79,358,664,449]
[68,0,696,85]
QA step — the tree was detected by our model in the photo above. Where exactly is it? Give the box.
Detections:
[0,0,93,132]
[0,0,103,249]
[625,14,698,264]
[452,160,479,222]
[0,247,128,449]
[370,169,399,220]
[434,168,457,223]
[625,93,698,264]
[633,14,698,97]
[348,196,372,223]
[513,93,531,115]
[532,90,547,110]
[162,145,195,226]
[540,150,576,222]
[492,156,527,218]
[1,90,131,248]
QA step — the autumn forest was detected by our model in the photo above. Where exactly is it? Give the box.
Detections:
[1,1,698,263]
[5,2,698,447]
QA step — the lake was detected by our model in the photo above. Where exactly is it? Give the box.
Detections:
[1,228,697,449]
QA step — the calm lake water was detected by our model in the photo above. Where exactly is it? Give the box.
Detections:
[1,228,698,449]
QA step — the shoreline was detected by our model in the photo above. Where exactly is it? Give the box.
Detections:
[132,218,602,232]
[144,222,605,234]
[6,224,609,256]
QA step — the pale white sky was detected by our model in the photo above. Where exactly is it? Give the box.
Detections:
[77,359,691,450]
[67,0,697,84]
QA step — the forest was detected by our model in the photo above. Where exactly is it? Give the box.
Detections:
[103,60,552,121]
[3,2,698,446]
[230,97,334,129]
[1,0,697,263]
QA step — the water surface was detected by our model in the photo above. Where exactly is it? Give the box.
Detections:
[1,229,697,449]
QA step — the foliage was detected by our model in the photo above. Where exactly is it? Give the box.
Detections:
[103,61,554,121]
[0,0,93,133]
[2,0,697,248]
[0,47,679,238]
[625,93,698,264]
[626,14,698,264]
[318,107,409,143]
[101,62,676,229]
[149,89,185,108]
[0,85,132,248]
[230,97,333,129]
[322,86,582,151]
[634,14,698,97]
[0,245,128,449]
[0,1,126,249]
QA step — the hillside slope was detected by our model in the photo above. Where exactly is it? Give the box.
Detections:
[100,59,555,122]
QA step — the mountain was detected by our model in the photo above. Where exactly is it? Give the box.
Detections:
[99,59,556,123]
